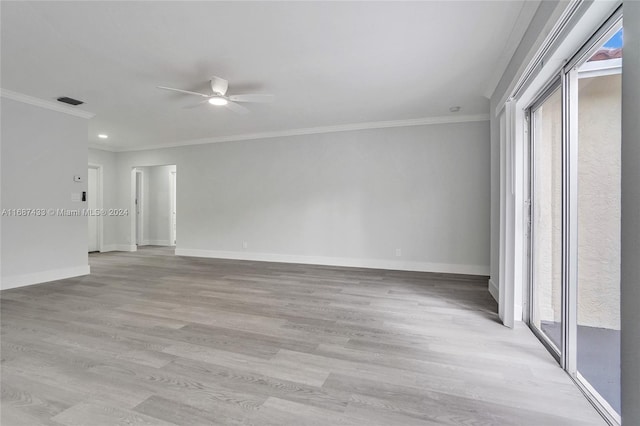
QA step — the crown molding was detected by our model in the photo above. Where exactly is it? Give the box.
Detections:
[0,89,95,119]
[113,113,489,153]
[88,143,115,152]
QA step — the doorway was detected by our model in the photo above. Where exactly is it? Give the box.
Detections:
[170,170,177,246]
[135,169,143,245]
[87,164,102,252]
[131,165,177,249]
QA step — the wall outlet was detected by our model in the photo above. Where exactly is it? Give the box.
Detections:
[395,248,401,257]
[242,241,248,249]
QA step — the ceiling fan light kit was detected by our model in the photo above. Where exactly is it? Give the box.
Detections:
[208,97,228,106]
[158,75,273,113]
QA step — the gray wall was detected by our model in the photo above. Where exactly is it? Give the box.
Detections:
[621,2,640,424]
[1,98,89,289]
[109,121,491,274]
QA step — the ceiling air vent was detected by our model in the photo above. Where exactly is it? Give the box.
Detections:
[57,96,84,106]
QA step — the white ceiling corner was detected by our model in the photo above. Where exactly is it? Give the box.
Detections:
[482,1,542,99]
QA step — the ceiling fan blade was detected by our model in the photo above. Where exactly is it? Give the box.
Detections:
[228,94,275,103]
[157,86,210,97]
[225,101,249,114]
[182,100,209,109]
[210,76,229,96]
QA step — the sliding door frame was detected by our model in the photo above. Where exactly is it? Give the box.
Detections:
[524,7,622,425]
[526,7,623,425]
[527,77,563,365]
[562,11,623,425]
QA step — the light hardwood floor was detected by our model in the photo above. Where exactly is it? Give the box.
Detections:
[1,247,605,425]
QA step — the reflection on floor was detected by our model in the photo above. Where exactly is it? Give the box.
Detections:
[541,321,620,414]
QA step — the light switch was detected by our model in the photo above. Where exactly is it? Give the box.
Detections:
[73,175,83,183]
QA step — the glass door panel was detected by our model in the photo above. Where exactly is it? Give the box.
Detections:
[530,87,563,353]
[575,27,622,418]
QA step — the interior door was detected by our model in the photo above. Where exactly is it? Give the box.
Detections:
[88,167,98,252]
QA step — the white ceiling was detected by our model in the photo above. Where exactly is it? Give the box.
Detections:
[1,1,537,151]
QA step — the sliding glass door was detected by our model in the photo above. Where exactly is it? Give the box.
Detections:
[574,25,622,419]
[528,14,622,425]
[530,85,563,357]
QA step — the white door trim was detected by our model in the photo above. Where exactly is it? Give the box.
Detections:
[129,168,137,251]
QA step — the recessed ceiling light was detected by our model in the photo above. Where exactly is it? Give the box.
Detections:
[98,134,108,139]
[208,97,228,106]
[449,106,461,113]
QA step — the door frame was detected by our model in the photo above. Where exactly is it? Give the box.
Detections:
[526,78,564,365]
[524,8,623,425]
[169,170,176,246]
[133,168,144,247]
[129,165,177,249]
[88,163,104,253]
[87,163,104,253]
[562,13,623,425]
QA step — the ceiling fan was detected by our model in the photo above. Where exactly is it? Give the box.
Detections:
[157,76,274,114]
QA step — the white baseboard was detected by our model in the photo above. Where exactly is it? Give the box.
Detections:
[1,265,91,291]
[175,248,489,276]
[101,244,137,252]
[488,278,499,302]
[144,240,172,246]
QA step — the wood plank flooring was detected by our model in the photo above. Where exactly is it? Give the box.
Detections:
[1,247,605,425]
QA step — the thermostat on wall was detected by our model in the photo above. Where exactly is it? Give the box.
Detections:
[73,175,83,182]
